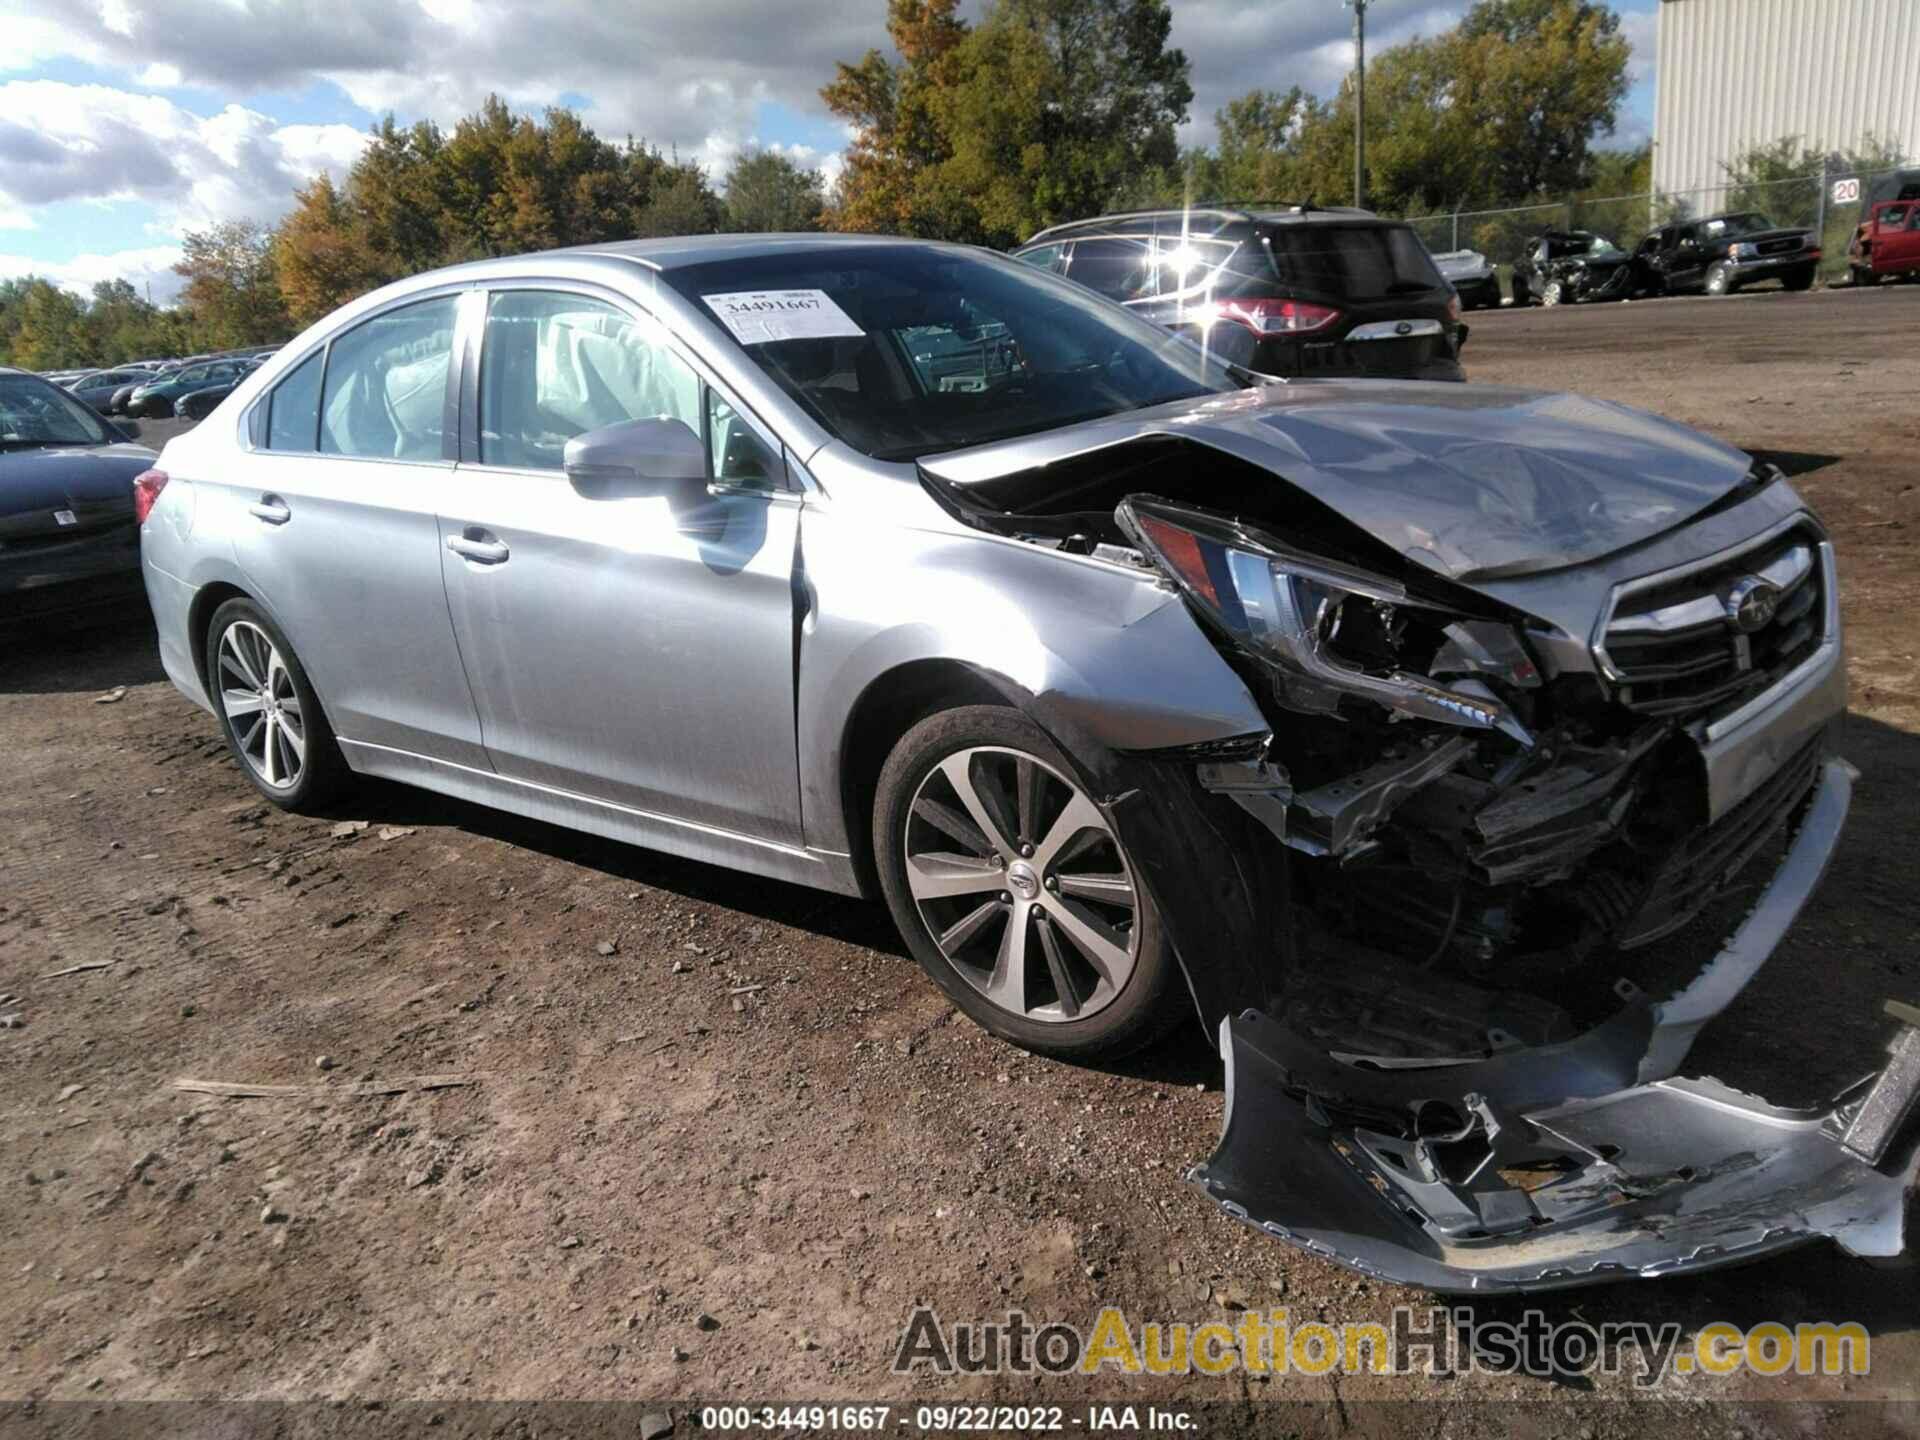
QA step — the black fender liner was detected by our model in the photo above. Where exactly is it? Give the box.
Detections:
[966,668,1289,1040]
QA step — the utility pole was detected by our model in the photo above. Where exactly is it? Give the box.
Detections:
[1346,0,1369,209]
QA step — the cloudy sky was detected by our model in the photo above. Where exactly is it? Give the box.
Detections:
[1,0,1660,304]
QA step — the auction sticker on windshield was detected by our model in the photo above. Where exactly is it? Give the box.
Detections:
[703,289,865,344]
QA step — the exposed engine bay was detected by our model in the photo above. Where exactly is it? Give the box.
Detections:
[923,433,1920,1292]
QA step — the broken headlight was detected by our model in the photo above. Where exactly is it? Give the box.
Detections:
[1118,497,1535,747]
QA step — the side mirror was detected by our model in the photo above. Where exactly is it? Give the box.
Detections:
[563,416,707,502]
[115,419,143,442]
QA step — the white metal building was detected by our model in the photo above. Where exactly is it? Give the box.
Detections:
[1653,0,1920,197]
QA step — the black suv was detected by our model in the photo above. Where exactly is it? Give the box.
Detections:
[1013,205,1466,382]
[1634,213,1820,297]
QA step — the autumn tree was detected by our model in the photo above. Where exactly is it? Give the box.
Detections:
[271,174,384,328]
[821,0,970,233]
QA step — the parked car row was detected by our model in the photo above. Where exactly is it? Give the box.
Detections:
[999,199,1889,389]
[43,344,280,419]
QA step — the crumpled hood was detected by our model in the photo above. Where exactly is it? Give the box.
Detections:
[922,381,1754,581]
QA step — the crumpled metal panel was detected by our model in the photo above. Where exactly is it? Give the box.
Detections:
[1193,1009,1920,1293]
[919,382,1754,582]
[1187,755,1919,1292]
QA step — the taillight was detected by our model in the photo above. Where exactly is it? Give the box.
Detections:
[1209,297,1342,336]
[132,468,169,524]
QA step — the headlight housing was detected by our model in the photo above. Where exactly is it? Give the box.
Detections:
[1731,242,1759,259]
[1117,497,1536,746]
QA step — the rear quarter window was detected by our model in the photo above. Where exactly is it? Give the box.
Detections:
[1264,225,1444,299]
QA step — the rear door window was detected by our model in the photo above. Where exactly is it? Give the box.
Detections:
[265,351,324,451]
[319,296,456,461]
[1064,238,1159,301]
[1262,226,1444,299]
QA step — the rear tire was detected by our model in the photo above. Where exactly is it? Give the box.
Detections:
[205,598,348,813]
[873,705,1183,1061]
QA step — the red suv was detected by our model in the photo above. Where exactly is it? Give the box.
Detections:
[1849,200,1920,285]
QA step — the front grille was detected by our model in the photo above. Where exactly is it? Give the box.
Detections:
[1601,526,1826,719]
[1618,739,1821,948]
[1757,235,1803,257]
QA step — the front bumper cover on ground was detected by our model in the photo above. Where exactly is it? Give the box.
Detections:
[1190,757,1920,1291]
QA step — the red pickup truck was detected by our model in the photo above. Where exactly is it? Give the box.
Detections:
[1849,200,1920,285]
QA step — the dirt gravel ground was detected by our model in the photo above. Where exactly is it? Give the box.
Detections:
[3,286,1918,1433]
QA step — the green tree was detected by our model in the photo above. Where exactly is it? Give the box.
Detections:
[0,278,93,370]
[1455,0,1631,199]
[635,166,725,237]
[174,219,291,350]
[916,0,1191,243]
[724,149,825,232]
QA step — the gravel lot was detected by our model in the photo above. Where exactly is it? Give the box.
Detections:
[4,286,1918,1430]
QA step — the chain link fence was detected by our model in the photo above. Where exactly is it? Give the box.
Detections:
[1402,167,1914,297]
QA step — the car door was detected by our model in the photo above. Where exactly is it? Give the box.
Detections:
[1887,205,1920,272]
[435,284,804,842]
[224,290,489,768]
[1672,225,1711,288]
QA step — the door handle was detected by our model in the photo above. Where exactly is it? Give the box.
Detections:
[446,530,510,565]
[248,496,291,525]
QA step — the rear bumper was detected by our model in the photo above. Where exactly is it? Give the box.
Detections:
[1189,755,1920,1291]
[0,541,144,633]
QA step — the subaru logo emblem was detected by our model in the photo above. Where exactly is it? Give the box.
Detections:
[1725,576,1781,633]
[1395,321,1413,336]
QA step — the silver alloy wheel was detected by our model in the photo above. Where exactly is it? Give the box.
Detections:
[216,620,306,791]
[1540,280,1563,307]
[903,745,1138,1023]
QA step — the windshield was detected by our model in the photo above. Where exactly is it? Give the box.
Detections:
[0,374,114,447]
[1706,213,1775,237]
[659,245,1243,461]
[1264,224,1446,298]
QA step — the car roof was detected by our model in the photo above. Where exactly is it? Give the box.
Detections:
[1020,204,1384,248]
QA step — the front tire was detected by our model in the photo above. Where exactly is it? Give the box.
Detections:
[1706,262,1734,297]
[1540,280,1565,307]
[873,705,1181,1060]
[206,598,347,812]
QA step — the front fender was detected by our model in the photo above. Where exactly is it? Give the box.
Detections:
[795,501,1268,859]
[796,503,1282,1035]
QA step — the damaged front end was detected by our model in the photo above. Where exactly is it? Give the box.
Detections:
[1115,495,1917,1290]
[925,438,1915,1290]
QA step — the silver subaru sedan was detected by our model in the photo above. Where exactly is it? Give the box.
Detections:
[136,235,1918,1291]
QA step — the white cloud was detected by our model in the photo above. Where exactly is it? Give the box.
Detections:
[0,244,188,303]
[0,81,368,238]
[8,0,880,165]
